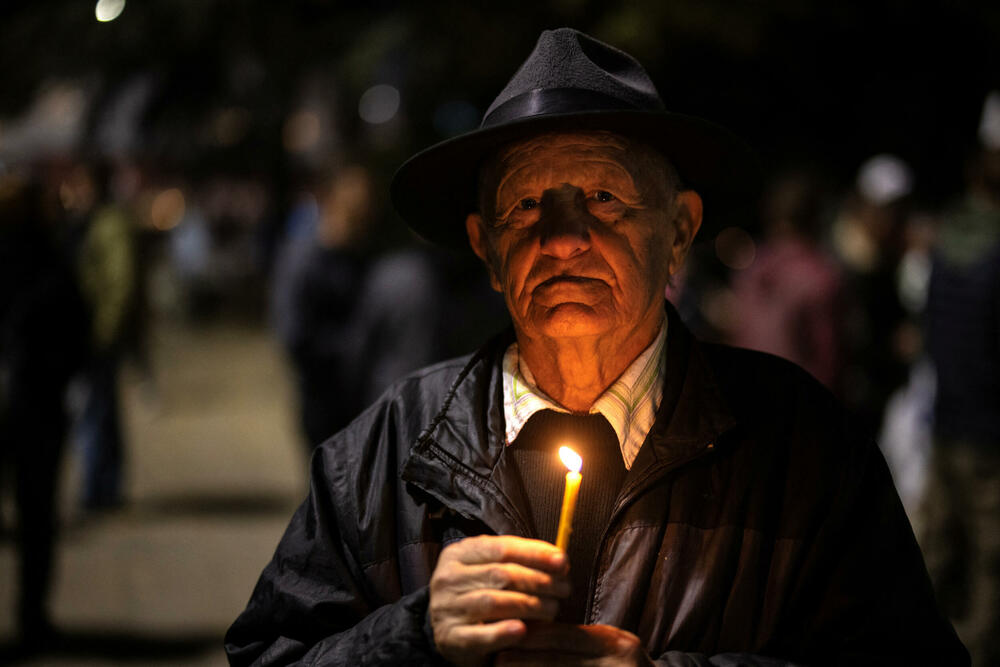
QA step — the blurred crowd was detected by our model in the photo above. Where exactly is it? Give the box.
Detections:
[1,87,999,663]
[1,157,144,647]
[0,149,509,655]
[673,91,1000,664]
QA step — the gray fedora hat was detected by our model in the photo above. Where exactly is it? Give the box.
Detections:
[391,27,758,247]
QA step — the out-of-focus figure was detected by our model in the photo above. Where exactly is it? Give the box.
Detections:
[0,173,89,647]
[833,154,915,439]
[167,183,214,320]
[729,170,846,390]
[877,210,940,525]
[63,160,138,511]
[351,242,509,405]
[270,165,378,449]
[920,90,1000,667]
[167,176,268,321]
[271,163,509,453]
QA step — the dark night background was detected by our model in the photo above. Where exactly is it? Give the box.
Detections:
[2,0,997,211]
[1,1,998,664]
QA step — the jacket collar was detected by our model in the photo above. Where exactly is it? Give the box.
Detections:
[400,302,738,536]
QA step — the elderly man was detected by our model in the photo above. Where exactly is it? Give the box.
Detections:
[226,29,966,666]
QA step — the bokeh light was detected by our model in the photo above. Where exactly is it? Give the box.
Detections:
[95,0,126,22]
[283,110,321,153]
[358,84,400,125]
[150,187,186,231]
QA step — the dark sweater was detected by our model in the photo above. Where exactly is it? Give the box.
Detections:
[508,409,627,622]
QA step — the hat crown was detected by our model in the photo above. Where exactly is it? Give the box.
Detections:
[390,28,756,247]
[482,28,664,127]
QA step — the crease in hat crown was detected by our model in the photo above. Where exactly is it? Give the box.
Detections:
[482,28,665,126]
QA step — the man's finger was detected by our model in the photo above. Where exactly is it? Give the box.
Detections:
[447,562,571,597]
[450,535,568,572]
[439,619,527,655]
[449,589,560,623]
[516,622,640,655]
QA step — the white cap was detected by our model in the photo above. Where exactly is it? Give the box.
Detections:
[978,90,1000,150]
[856,153,914,206]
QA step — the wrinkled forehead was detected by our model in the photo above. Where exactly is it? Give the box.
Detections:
[500,133,635,194]
[496,131,631,165]
[479,130,673,212]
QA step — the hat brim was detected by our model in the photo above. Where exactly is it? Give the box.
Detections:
[390,109,760,248]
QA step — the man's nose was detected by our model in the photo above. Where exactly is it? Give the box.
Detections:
[537,186,592,259]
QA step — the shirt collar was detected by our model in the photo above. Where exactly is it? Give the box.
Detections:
[501,321,668,470]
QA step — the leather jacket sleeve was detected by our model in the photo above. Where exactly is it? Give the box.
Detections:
[223,440,444,666]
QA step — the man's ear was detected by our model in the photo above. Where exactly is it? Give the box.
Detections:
[668,190,703,276]
[466,213,502,292]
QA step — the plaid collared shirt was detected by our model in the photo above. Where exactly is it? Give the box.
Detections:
[501,322,667,470]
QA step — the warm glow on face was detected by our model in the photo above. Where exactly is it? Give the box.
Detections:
[559,446,582,473]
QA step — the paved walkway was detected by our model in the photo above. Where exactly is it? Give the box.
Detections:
[0,319,308,665]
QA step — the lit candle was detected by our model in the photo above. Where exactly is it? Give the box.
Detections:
[555,446,583,552]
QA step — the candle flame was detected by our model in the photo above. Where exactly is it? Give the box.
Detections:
[559,446,582,473]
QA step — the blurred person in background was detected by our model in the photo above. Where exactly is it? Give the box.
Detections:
[228,29,965,665]
[168,181,214,320]
[269,166,323,348]
[270,164,378,449]
[167,175,268,321]
[62,159,138,511]
[202,176,271,317]
[113,159,157,396]
[729,169,845,391]
[0,172,89,648]
[271,163,507,453]
[662,237,733,344]
[876,209,940,526]
[347,244,445,406]
[920,90,1000,667]
[353,242,510,404]
[832,153,915,440]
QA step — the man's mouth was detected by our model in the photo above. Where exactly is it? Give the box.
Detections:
[532,274,602,292]
[535,275,598,290]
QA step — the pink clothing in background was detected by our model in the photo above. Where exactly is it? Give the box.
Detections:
[731,237,845,390]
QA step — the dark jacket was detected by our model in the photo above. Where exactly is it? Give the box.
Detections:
[226,308,966,666]
[926,222,1000,446]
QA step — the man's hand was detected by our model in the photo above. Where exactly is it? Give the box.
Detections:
[496,623,655,666]
[429,535,571,667]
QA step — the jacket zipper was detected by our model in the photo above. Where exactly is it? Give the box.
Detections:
[583,439,718,623]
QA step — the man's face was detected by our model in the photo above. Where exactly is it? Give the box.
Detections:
[466,132,702,343]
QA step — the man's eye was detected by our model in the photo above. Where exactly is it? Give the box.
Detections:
[517,197,539,210]
[595,190,615,202]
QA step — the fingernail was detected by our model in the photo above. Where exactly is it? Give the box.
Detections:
[550,552,566,568]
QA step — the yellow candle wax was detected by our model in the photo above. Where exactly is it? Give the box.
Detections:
[555,446,583,552]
